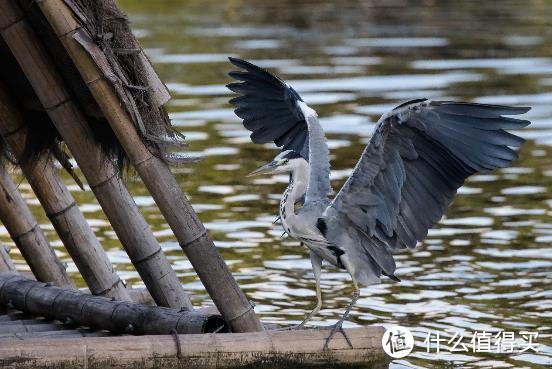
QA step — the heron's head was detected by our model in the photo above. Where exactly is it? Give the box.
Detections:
[247,150,306,176]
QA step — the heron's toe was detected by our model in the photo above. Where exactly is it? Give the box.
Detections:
[323,321,353,350]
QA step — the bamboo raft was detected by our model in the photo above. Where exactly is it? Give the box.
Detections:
[0,0,390,367]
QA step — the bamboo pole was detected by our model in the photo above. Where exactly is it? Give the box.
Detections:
[0,0,191,310]
[0,243,16,272]
[0,321,63,334]
[0,81,130,301]
[38,0,263,333]
[0,166,73,288]
[0,273,225,335]
[0,330,109,341]
[0,326,390,369]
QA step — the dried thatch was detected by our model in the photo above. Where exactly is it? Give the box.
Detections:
[0,0,188,175]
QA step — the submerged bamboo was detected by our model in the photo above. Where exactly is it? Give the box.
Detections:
[0,166,73,288]
[38,0,262,332]
[0,243,16,273]
[0,0,191,310]
[0,273,225,335]
[0,81,130,301]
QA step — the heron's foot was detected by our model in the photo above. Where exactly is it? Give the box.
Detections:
[323,321,353,350]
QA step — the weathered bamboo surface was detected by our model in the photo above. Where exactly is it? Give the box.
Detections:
[38,0,263,333]
[0,166,73,288]
[0,244,16,272]
[0,329,109,340]
[0,326,389,369]
[0,0,191,310]
[0,79,129,301]
[0,273,225,335]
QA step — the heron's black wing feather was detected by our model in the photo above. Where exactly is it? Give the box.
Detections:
[325,100,530,274]
[227,57,309,159]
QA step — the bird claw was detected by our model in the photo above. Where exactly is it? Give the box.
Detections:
[323,321,353,350]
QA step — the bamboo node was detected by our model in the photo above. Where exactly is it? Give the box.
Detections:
[0,16,24,32]
[133,247,162,265]
[88,170,118,191]
[11,223,40,241]
[85,75,106,86]
[46,201,77,220]
[132,152,155,168]
[44,96,72,112]
[0,122,26,139]
[179,230,209,250]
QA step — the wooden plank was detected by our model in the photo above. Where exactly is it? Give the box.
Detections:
[38,0,262,333]
[0,0,191,310]
[0,326,389,369]
[0,79,130,301]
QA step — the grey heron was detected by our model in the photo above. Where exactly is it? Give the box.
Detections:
[227,57,530,347]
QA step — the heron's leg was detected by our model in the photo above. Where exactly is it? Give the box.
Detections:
[323,281,360,350]
[295,251,323,329]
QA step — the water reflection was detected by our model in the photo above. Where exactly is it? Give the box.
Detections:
[2,0,552,367]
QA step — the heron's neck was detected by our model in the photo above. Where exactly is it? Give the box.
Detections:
[280,162,309,221]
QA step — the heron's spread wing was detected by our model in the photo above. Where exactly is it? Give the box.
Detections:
[325,100,530,252]
[227,57,309,159]
[227,57,332,201]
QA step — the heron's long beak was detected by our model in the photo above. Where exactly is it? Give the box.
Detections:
[247,161,277,177]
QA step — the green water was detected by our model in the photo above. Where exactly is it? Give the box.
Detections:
[3,1,551,367]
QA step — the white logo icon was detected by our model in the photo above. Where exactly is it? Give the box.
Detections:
[382,325,414,358]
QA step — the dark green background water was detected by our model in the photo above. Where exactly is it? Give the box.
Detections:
[3,1,551,367]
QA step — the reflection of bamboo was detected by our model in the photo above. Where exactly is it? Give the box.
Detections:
[0,166,73,288]
[0,274,224,334]
[38,0,263,333]
[0,81,130,301]
[0,1,191,310]
[0,243,16,273]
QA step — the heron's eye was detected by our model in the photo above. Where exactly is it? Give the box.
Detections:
[281,159,289,165]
